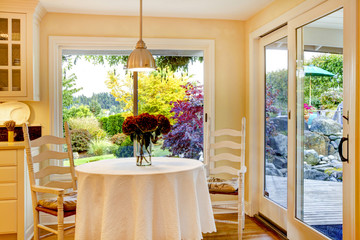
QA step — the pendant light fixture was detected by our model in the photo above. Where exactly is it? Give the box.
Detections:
[127,0,156,72]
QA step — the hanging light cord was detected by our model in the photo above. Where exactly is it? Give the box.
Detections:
[140,0,143,41]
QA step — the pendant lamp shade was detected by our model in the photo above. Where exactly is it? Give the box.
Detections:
[127,0,156,72]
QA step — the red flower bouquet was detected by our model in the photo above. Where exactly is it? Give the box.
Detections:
[122,113,171,166]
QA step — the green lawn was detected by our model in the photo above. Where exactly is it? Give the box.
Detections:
[64,154,115,166]
[64,144,171,166]
[153,144,171,157]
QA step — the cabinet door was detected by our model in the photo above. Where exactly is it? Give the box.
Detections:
[0,200,17,233]
[0,13,26,97]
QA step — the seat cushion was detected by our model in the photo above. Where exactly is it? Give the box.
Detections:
[207,177,238,193]
[38,191,77,211]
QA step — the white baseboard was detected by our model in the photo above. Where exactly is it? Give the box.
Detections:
[25,224,34,240]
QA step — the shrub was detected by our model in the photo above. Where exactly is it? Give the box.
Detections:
[162,83,203,159]
[88,139,115,156]
[63,105,93,122]
[320,88,343,110]
[70,129,91,152]
[121,136,133,146]
[68,116,107,139]
[114,145,134,158]
[110,133,127,145]
[100,114,125,136]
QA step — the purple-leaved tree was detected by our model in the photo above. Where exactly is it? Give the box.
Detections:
[163,82,203,159]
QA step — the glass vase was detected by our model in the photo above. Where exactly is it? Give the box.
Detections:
[135,140,152,166]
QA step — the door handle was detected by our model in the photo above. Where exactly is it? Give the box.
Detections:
[338,135,349,162]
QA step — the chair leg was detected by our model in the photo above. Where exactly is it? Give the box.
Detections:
[57,196,64,240]
[33,210,40,240]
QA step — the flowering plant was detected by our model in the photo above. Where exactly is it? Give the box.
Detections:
[304,103,315,115]
[122,113,171,165]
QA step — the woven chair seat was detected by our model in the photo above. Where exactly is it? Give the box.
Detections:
[208,177,238,193]
[38,191,77,212]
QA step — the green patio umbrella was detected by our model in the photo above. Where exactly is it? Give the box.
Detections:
[304,65,335,106]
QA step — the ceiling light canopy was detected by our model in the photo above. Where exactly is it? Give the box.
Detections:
[127,0,156,72]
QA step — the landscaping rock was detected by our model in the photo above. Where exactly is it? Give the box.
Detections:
[304,130,329,155]
[328,144,337,155]
[273,156,287,169]
[331,171,343,180]
[266,167,283,177]
[329,177,338,182]
[268,134,288,156]
[329,135,338,141]
[271,116,288,132]
[266,163,276,169]
[304,149,320,166]
[279,168,288,176]
[304,169,329,181]
[310,117,342,136]
[330,141,338,149]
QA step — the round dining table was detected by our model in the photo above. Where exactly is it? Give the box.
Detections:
[75,157,216,240]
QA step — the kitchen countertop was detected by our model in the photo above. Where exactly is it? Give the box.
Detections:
[0,141,25,149]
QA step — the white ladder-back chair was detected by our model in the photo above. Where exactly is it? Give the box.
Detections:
[207,117,246,239]
[22,122,77,240]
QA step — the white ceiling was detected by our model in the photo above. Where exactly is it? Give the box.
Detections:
[307,9,343,29]
[39,0,274,21]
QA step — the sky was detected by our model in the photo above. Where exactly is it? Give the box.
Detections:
[67,57,204,97]
[265,49,325,73]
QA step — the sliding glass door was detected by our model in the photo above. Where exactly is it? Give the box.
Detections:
[287,1,347,239]
[295,8,344,240]
[258,1,349,239]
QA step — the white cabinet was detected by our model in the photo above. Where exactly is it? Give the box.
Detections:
[0,13,27,97]
[0,1,45,101]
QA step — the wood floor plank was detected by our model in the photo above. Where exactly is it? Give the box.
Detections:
[36,214,281,240]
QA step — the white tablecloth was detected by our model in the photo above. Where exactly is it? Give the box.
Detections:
[75,157,216,240]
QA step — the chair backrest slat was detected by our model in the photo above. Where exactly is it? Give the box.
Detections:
[22,122,77,202]
[209,117,246,177]
[210,166,239,176]
[35,166,71,179]
[212,129,243,137]
[44,181,74,189]
[30,135,66,147]
[33,151,69,163]
[210,141,241,150]
[210,153,241,163]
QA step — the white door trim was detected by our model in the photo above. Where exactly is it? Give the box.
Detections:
[48,36,215,157]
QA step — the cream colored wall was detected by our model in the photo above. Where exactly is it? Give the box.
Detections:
[26,13,245,137]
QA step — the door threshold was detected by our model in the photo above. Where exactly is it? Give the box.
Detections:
[254,213,288,240]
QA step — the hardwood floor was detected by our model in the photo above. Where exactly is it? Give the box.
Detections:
[37,214,281,240]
